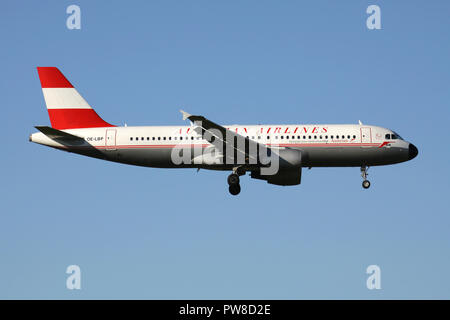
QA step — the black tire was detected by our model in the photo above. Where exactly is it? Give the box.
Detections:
[229,184,241,195]
[362,180,371,189]
[227,173,240,185]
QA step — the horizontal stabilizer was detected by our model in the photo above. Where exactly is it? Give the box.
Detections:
[35,126,84,141]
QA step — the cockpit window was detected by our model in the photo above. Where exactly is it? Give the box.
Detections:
[392,132,403,140]
[386,132,403,140]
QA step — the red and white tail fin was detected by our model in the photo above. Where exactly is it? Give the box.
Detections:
[36,67,114,130]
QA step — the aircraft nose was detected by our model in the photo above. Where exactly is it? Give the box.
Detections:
[408,143,418,160]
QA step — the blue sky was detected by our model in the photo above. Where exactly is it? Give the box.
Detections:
[1,0,449,299]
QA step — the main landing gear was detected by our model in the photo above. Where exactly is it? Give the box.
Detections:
[228,168,244,196]
[361,166,371,189]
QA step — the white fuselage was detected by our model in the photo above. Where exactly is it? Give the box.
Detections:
[30,123,414,169]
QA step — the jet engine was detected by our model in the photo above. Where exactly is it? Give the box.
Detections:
[251,148,303,186]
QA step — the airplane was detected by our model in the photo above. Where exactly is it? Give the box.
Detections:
[30,67,418,195]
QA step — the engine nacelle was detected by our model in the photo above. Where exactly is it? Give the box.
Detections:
[251,148,303,186]
[275,148,302,169]
[251,167,302,186]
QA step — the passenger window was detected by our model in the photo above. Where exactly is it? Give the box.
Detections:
[281,136,284,139]
[303,136,306,139]
[347,135,350,139]
[267,136,270,139]
[258,136,261,139]
[169,137,171,140]
[353,135,356,139]
[147,137,149,141]
[130,137,133,141]
[180,137,183,140]
[275,136,278,139]
[152,137,155,140]
[325,135,328,139]
[319,136,322,139]
[309,136,311,139]
[163,137,166,140]
[314,136,317,139]
[136,137,139,141]
[158,137,161,140]
[174,137,177,140]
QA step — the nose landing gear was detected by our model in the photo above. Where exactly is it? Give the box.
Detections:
[361,166,371,189]
[362,179,371,189]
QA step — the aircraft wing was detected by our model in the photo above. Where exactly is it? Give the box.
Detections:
[180,110,269,165]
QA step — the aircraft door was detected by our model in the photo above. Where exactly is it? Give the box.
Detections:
[361,127,372,144]
[106,129,117,150]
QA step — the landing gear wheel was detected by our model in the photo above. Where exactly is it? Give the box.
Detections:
[227,173,240,186]
[360,166,371,189]
[229,184,241,195]
[362,180,371,189]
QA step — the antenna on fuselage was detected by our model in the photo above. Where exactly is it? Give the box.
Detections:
[358,120,363,125]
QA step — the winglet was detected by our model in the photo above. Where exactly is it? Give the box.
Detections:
[180,109,192,121]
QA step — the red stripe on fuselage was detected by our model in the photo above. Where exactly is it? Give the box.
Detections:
[68,142,381,150]
[48,109,115,130]
[37,67,73,88]
[378,141,391,148]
